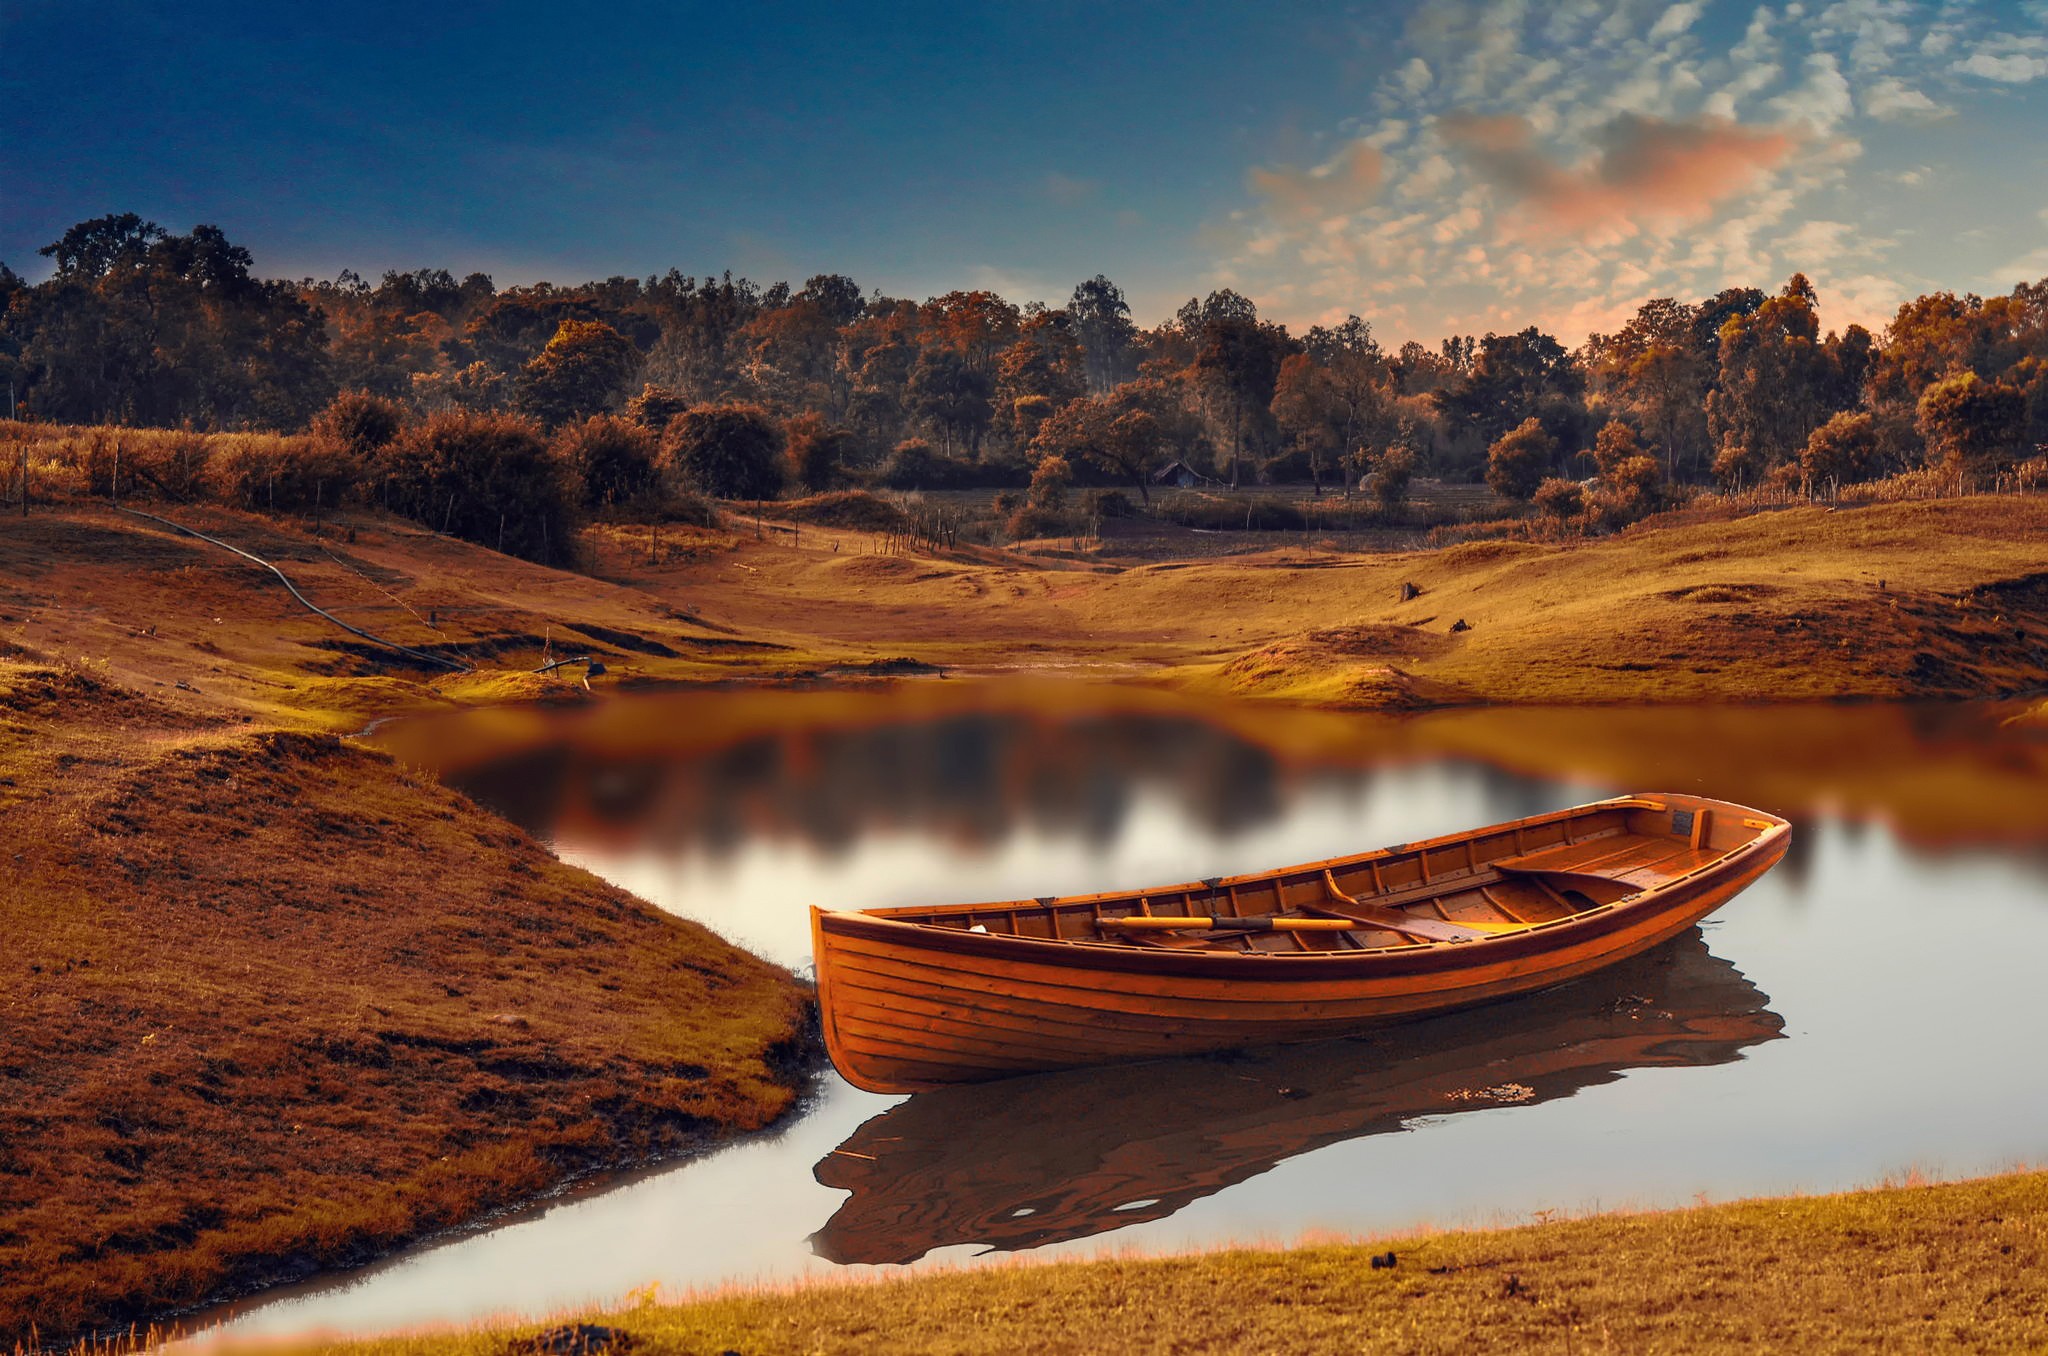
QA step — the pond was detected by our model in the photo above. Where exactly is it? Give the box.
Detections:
[203,684,2048,1340]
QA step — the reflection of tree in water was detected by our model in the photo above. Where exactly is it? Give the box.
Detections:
[450,712,1326,859]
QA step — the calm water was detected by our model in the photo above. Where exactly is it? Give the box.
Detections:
[204,687,2048,1340]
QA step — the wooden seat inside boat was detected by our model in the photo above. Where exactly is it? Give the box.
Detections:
[1493,833,1719,892]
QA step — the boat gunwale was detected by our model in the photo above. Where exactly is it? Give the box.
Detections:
[813,794,1790,982]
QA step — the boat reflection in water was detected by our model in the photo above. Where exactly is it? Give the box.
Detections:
[811,929,1779,1264]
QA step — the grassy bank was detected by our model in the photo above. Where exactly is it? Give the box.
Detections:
[0,506,834,1345]
[244,1170,2048,1354]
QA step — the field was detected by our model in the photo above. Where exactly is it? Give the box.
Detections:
[3,472,2046,1346]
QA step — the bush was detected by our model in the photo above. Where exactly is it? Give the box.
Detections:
[765,490,907,531]
[1532,477,1584,520]
[205,434,361,512]
[1485,418,1554,502]
[371,410,576,563]
[1365,444,1416,511]
[660,402,784,500]
[1028,454,1072,510]
[1086,488,1137,519]
[1004,503,1081,540]
[312,390,405,458]
[553,415,659,509]
[877,439,948,490]
[784,412,857,493]
[625,383,691,431]
[1802,411,1882,489]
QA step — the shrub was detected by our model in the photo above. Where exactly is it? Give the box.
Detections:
[1004,503,1080,540]
[311,390,405,459]
[1589,420,1641,478]
[1802,411,1882,490]
[205,434,360,512]
[370,410,576,563]
[1086,488,1136,519]
[1485,418,1554,502]
[553,415,659,509]
[660,402,784,500]
[1365,444,1416,511]
[1028,454,1072,510]
[783,412,857,493]
[877,438,946,490]
[1532,477,1584,520]
[625,383,691,431]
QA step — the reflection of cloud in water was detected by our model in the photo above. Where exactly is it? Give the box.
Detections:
[811,930,1781,1264]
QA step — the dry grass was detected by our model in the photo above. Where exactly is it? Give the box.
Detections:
[0,656,813,1343]
[207,1171,2048,1355]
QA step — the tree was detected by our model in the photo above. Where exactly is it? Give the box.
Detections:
[783,411,857,492]
[1187,294,1294,485]
[1068,275,1138,392]
[660,402,784,499]
[553,414,659,507]
[1918,372,2026,476]
[1028,454,1072,510]
[1706,274,1829,481]
[311,390,404,459]
[1031,395,1165,504]
[1801,411,1882,489]
[1434,326,1586,453]
[1486,417,1555,502]
[907,347,994,454]
[1589,420,1642,478]
[515,319,641,427]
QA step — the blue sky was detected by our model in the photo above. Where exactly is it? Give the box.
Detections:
[4,0,2045,343]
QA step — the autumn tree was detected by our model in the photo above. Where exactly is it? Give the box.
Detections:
[782,411,858,492]
[1801,411,1883,489]
[1364,443,1416,512]
[660,402,784,500]
[1918,372,2027,477]
[1533,477,1584,520]
[1706,275,1830,485]
[1485,417,1554,502]
[1435,326,1585,457]
[1030,395,1165,503]
[311,390,405,459]
[553,414,659,507]
[515,319,641,427]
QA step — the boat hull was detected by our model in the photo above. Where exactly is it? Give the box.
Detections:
[812,794,1789,1092]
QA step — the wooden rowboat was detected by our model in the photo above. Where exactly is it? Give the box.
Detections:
[812,930,1781,1262]
[810,793,1790,1093]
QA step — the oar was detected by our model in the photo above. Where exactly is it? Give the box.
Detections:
[1099,915,1362,933]
[1312,870,1527,941]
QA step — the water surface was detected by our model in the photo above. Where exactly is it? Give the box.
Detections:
[207,686,2048,1339]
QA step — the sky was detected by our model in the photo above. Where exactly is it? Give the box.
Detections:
[4,0,2046,345]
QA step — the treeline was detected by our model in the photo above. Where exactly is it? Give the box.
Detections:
[3,213,2045,518]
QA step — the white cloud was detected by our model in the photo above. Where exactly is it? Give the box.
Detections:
[1396,57,1434,97]
[1767,52,1854,128]
[1955,52,2048,82]
[1863,76,1954,119]
[1648,2,1705,42]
